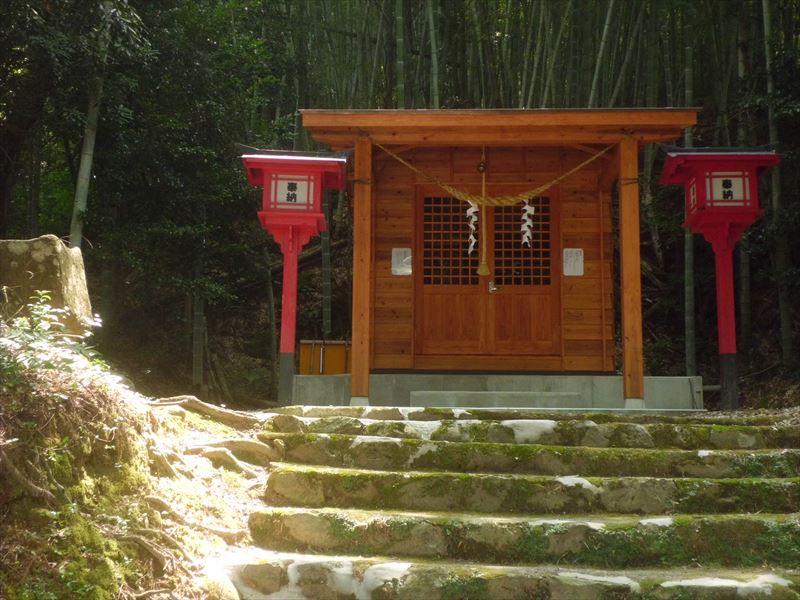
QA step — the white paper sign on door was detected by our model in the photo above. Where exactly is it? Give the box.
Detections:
[563,248,584,276]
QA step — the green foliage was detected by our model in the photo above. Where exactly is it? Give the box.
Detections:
[0,292,152,599]
[0,291,102,386]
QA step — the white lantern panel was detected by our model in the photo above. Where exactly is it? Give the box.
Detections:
[271,174,315,210]
[705,171,751,208]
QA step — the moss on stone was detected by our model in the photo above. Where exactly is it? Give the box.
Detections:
[507,527,552,563]
[364,421,417,438]
[326,513,359,542]
[674,477,800,513]
[439,573,489,600]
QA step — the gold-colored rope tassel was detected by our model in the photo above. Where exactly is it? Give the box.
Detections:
[477,147,490,276]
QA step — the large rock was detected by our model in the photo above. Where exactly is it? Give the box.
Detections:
[0,235,92,333]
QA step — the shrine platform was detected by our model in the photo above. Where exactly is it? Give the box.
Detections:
[292,374,703,410]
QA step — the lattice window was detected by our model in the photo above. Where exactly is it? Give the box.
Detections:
[422,196,479,285]
[494,197,551,286]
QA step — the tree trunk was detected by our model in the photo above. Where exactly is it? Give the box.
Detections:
[540,0,572,108]
[684,42,697,377]
[426,0,440,108]
[524,3,546,109]
[469,0,487,107]
[382,0,396,108]
[192,257,206,396]
[762,0,795,366]
[263,247,279,401]
[321,193,332,337]
[737,14,752,361]
[69,73,104,248]
[27,127,41,237]
[588,0,615,107]
[395,0,405,108]
[368,3,385,106]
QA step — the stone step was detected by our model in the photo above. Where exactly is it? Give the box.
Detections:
[264,464,800,515]
[248,507,800,569]
[260,414,799,449]
[213,548,800,599]
[260,432,800,478]
[272,404,797,426]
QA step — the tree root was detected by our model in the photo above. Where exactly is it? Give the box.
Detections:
[184,446,260,478]
[186,438,278,465]
[131,588,173,599]
[193,523,248,544]
[0,447,57,505]
[149,396,261,429]
[145,495,188,524]
[144,495,248,544]
[118,534,170,577]
[132,527,189,558]
[148,447,180,479]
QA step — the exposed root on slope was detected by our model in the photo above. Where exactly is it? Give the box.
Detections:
[149,395,262,429]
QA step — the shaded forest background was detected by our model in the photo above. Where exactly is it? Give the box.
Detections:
[2,0,800,406]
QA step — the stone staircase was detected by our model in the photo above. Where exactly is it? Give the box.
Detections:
[222,406,800,599]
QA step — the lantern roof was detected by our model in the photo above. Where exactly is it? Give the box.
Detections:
[236,144,351,160]
[239,145,348,189]
[660,145,781,185]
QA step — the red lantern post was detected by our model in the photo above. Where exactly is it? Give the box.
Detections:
[660,148,780,409]
[242,151,347,404]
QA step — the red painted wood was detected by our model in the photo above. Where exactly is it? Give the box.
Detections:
[714,241,737,355]
[241,153,347,359]
[660,150,781,361]
[270,225,315,354]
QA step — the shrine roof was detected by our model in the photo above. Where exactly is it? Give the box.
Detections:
[301,108,699,149]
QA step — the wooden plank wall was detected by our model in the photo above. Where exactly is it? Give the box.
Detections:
[371,146,615,372]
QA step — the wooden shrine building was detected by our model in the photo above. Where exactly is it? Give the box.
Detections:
[301,109,698,408]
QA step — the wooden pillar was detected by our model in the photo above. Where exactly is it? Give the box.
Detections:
[618,137,645,406]
[351,136,373,402]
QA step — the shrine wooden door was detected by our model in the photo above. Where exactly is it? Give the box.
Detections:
[414,186,561,366]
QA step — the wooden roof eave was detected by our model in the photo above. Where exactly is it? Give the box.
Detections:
[301,108,699,150]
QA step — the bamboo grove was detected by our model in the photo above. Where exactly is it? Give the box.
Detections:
[1,0,799,404]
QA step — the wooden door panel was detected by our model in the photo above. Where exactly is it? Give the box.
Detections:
[415,190,484,356]
[490,198,560,355]
[493,293,556,354]
[420,290,485,354]
[415,187,560,363]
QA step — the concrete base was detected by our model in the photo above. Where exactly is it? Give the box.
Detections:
[624,398,646,410]
[293,373,703,409]
[720,353,738,410]
[278,353,295,405]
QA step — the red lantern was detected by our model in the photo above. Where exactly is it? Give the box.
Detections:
[242,151,347,403]
[660,147,780,409]
[661,148,779,240]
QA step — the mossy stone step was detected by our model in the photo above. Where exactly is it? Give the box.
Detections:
[259,432,800,478]
[274,405,794,426]
[249,507,800,569]
[265,464,800,515]
[261,414,799,449]
[218,548,800,599]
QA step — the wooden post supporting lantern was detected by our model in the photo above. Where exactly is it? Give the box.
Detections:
[660,147,780,409]
[241,151,347,404]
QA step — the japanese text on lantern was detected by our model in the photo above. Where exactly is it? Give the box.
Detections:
[271,174,314,210]
[707,171,750,208]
